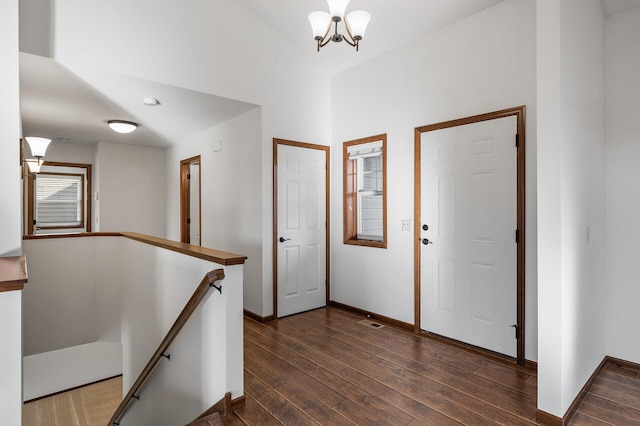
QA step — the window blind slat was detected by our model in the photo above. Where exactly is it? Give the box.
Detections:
[35,174,82,225]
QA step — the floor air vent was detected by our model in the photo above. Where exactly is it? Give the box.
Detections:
[359,319,384,328]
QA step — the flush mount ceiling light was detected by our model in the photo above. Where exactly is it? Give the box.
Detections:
[108,120,138,134]
[308,0,371,52]
[143,97,160,106]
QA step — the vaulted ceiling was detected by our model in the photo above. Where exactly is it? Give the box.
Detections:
[20,0,640,148]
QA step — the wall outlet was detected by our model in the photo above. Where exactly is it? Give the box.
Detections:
[402,219,412,232]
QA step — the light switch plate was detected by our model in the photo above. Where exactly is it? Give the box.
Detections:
[402,220,412,232]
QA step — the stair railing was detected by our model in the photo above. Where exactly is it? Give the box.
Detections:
[109,268,225,426]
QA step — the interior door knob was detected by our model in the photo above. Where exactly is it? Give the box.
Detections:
[279,237,291,243]
[421,238,433,245]
[422,224,429,231]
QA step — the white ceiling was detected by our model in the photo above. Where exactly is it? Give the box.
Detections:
[20,53,257,148]
[20,0,640,149]
[238,0,509,75]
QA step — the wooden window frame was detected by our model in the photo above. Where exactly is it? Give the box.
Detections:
[25,161,92,236]
[343,134,387,249]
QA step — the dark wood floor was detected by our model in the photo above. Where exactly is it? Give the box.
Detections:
[234,307,541,425]
[569,361,640,425]
[228,307,640,425]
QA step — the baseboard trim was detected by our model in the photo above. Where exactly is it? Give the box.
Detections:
[560,356,609,425]
[328,301,414,332]
[536,355,640,425]
[243,309,275,323]
[23,374,122,404]
[230,395,246,412]
[606,356,640,371]
[535,409,563,426]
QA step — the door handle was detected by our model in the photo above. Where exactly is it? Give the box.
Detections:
[421,238,433,245]
[279,237,291,243]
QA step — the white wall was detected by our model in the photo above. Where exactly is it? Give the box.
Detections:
[18,0,53,57]
[166,108,263,315]
[330,0,538,360]
[119,239,243,426]
[537,0,607,417]
[51,0,331,317]
[0,0,22,257]
[605,7,640,364]
[22,238,99,354]
[0,0,24,423]
[96,142,167,236]
[0,292,22,426]
[23,341,122,401]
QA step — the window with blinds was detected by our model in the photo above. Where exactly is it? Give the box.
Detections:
[34,173,84,228]
[343,134,387,248]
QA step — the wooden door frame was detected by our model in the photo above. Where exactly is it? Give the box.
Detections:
[273,138,330,319]
[414,106,526,366]
[180,155,201,245]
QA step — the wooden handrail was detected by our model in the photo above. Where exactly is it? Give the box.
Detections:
[108,269,225,426]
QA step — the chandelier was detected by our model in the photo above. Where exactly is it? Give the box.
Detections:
[308,0,371,52]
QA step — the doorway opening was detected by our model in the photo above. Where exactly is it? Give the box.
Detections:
[180,156,201,245]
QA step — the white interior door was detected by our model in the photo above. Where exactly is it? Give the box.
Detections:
[419,116,517,357]
[277,143,327,317]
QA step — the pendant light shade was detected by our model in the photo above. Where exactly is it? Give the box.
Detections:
[308,11,331,39]
[327,0,350,19]
[346,11,371,39]
[25,137,52,158]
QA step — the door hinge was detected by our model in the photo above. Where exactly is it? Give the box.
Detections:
[187,174,191,180]
[511,324,520,339]
[515,229,520,243]
[515,133,519,148]
[187,218,191,224]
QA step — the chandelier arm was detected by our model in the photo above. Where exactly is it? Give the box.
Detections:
[342,36,356,47]
[319,36,332,48]
[344,18,356,44]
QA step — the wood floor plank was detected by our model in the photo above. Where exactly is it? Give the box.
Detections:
[376,346,538,419]
[569,412,615,426]
[23,377,122,426]
[435,386,538,426]
[603,363,639,380]
[577,394,640,425]
[344,371,464,425]
[234,394,282,426]
[244,326,352,407]
[590,379,640,408]
[274,382,356,425]
[302,308,497,373]
[472,363,537,397]
[245,318,356,377]
[244,371,318,425]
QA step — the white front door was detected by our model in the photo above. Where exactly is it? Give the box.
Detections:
[419,116,517,357]
[276,142,328,318]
